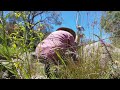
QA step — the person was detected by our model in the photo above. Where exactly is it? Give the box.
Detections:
[35,27,80,78]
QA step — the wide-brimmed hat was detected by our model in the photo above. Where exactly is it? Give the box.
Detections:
[56,27,76,40]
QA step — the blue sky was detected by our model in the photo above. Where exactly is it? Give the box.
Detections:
[53,11,110,43]
[4,11,111,43]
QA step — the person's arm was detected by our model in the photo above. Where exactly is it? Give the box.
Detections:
[67,35,77,52]
[75,25,85,45]
[75,25,81,45]
[75,31,80,45]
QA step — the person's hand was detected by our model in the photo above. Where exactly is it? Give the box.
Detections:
[76,25,84,31]
[76,25,82,30]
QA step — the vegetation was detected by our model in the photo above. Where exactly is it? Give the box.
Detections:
[101,11,120,48]
[0,11,62,79]
[0,11,120,79]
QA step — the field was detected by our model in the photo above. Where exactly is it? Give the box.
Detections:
[0,11,120,79]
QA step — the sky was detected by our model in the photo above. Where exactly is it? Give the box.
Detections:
[53,11,110,43]
[3,11,111,43]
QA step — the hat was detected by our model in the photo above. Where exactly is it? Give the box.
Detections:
[56,27,76,40]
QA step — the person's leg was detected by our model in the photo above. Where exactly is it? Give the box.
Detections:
[38,57,51,78]
[44,61,51,78]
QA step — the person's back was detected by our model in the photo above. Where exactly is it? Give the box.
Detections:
[35,30,76,64]
[35,27,82,78]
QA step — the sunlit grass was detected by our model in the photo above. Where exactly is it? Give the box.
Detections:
[1,34,120,79]
[0,11,120,79]
[48,46,110,79]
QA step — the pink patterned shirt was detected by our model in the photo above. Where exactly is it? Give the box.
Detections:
[35,30,76,62]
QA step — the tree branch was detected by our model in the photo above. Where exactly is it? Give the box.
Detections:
[30,16,52,30]
[34,11,44,17]
[30,20,42,30]
[27,11,31,24]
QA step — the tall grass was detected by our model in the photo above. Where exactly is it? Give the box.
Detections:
[48,47,110,79]
[0,11,120,79]
[0,11,45,79]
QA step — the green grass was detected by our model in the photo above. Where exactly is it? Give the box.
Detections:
[48,47,110,79]
[0,11,120,79]
[1,35,120,79]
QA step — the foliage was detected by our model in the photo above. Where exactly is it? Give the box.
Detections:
[0,11,120,79]
[0,11,62,79]
[101,11,120,47]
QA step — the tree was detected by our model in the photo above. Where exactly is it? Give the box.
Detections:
[8,11,62,31]
[2,11,63,49]
[101,11,120,47]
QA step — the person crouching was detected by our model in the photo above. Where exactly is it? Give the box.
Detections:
[35,27,78,78]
